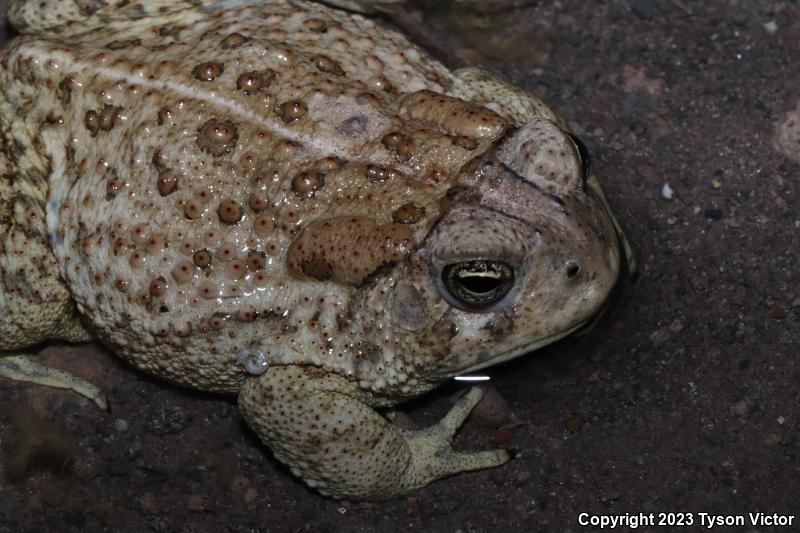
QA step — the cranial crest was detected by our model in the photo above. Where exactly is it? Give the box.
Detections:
[496,118,583,193]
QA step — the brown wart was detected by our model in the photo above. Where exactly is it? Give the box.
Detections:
[197,118,239,157]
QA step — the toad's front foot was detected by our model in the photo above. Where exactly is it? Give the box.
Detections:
[0,355,109,410]
[400,387,511,487]
[238,365,510,501]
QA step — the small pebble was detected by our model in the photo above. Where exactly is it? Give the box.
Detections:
[650,328,671,347]
[389,411,415,430]
[565,415,583,433]
[468,386,511,428]
[105,459,134,477]
[492,429,513,445]
[730,11,749,25]
[777,416,786,425]
[711,179,721,189]
[661,183,673,200]
[769,305,785,319]
[139,492,158,514]
[244,488,258,504]
[630,0,659,20]
[763,21,778,34]
[733,398,751,417]
[113,418,129,432]
[186,494,206,512]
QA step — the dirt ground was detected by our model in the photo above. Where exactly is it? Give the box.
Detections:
[1,1,799,532]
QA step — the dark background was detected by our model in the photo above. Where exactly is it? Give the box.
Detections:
[1,1,798,531]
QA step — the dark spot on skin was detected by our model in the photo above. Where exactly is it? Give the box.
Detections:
[303,18,328,33]
[301,258,333,281]
[158,24,182,37]
[358,261,397,288]
[392,282,429,331]
[57,77,73,105]
[336,115,368,138]
[426,319,457,360]
[452,135,479,150]
[392,203,424,224]
[43,113,63,125]
[106,38,141,50]
[482,309,517,339]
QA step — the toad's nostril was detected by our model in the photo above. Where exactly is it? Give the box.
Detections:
[565,261,581,279]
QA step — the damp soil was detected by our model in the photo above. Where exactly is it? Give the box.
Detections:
[1,1,799,532]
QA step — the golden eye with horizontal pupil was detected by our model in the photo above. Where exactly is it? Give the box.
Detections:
[441,260,515,311]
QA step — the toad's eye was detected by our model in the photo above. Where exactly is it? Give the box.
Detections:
[567,133,591,178]
[440,260,515,311]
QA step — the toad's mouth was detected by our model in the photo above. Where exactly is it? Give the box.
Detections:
[429,319,590,380]
[443,247,629,380]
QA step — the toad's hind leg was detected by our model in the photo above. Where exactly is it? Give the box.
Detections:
[238,365,510,500]
[0,126,105,408]
[0,356,107,410]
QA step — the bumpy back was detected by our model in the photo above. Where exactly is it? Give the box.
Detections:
[9,0,213,34]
